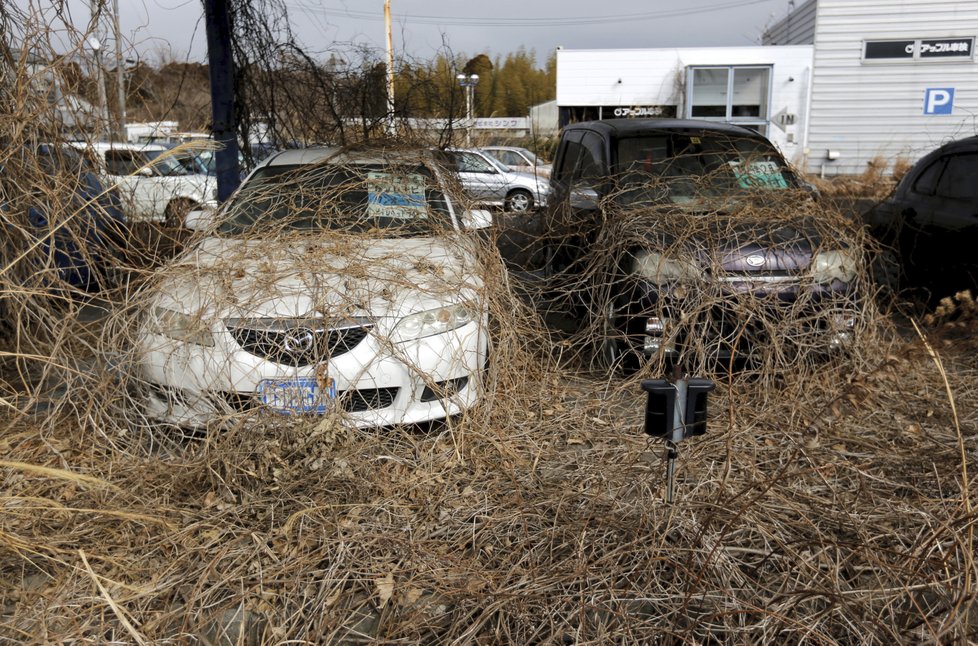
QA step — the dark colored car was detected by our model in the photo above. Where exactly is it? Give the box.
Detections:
[863,136,978,300]
[540,118,862,370]
[1,143,128,292]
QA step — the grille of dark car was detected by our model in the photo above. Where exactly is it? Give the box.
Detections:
[228,320,372,367]
[213,387,398,414]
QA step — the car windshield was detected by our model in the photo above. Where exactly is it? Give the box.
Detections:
[143,150,189,176]
[218,163,453,237]
[517,149,540,165]
[614,133,795,205]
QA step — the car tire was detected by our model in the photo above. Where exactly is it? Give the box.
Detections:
[871,247,902,304]
[163,198,196,229]
[592,296,639,376]
[504,189,534,213]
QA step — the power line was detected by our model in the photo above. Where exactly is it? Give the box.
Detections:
[286,0,774,28]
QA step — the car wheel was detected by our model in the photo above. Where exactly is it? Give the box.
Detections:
[871,247,902,304]
[592,296,638,376]
[163,199,195,229]
[505,189,534,213]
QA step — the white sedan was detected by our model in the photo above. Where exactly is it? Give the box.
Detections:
[137,147,490,429]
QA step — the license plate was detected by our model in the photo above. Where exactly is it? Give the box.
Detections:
[258,377,336,414]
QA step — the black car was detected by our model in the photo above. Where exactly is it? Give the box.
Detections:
[863,136,978,301]
[1,143,128,292]
[538,118,863,371]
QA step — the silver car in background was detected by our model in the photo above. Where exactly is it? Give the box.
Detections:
[442,148,549,213]
[481,145,552,179]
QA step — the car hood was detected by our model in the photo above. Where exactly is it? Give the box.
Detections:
[149,234,482,328]
[620,202,835,273]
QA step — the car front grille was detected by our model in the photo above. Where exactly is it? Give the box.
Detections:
[227,318,372,367]
[213,386,399,414]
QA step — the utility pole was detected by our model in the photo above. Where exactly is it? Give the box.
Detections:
[88,1,110,141]
[384,0,395,136]
[111,0,126,141]
[203,0,240,202]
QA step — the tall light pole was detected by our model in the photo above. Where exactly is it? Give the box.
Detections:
[111,0,126,141]
[456,73,479,146]
[87,36,110,141]
[384,0,395,136]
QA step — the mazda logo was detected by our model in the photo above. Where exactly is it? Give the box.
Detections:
[283,328,316,353]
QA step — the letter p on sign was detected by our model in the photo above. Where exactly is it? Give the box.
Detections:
[924,88,955,115]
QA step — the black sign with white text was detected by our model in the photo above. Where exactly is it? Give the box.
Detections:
[864,37,974,61]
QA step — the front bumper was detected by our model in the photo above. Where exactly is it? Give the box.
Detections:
[615,279,860,363]
[139,318,487,429]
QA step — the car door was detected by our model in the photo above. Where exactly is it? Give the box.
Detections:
[454,151,508,204]
[103,149,146,219]
[909,152,978,288]
[887,151,978,288]
[547,130,607,275]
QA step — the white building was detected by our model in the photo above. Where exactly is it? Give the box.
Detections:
[555,0,978,174]
[764,0,978,175]
[556,46,815,165]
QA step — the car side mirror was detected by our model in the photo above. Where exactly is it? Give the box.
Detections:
[802,181,820,201]
[570,185,600,210]
[184,208,213,231]
[137,166,155,177]
[461,208,492,230]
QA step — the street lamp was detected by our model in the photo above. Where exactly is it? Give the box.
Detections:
[456,73,479,146]
[87,36,111,141]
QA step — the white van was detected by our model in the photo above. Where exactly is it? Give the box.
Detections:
[70,142,217,226]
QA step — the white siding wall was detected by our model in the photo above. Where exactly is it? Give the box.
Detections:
[807,0,978,174]
[556,46,814,162]
[763,0,818,45]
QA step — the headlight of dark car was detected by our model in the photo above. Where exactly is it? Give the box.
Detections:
[632,250,703,284]
[810,250,858,284]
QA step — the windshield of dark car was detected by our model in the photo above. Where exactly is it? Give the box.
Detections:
[217,163,453,237]
[614,133,795,205]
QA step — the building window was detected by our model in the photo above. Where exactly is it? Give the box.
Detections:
[686,66,772,133]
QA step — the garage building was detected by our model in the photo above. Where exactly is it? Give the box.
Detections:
[556,0,978,174]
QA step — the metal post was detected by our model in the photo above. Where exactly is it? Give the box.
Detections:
[384,0,395,136]
[665,441,678,504]
[465,85,472,146]
[111,0,126,141]
[203,0,240,202]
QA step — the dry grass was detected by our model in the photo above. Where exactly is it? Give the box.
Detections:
[2,26,977,645]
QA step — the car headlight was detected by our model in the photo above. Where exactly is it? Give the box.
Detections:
[632,249,702,284]
[810,250,858,283]
[391,304,475,343]
[145,306,215,346]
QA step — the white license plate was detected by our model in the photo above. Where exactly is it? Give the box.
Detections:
[258,377,336,414]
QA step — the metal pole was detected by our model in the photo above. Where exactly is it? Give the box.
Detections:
[111,0,126,141]
[465,85,472,146]
[665,441,678,504]
[384,0,395,136]
[88,2,110,141]
[203,0,240,202]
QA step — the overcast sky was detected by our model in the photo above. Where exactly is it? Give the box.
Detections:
[56,0,795,65]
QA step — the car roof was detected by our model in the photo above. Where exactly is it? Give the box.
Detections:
[68,141,170,153]
[260,146,434,168]
[562,118,768,140]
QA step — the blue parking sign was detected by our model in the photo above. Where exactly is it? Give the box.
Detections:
[924,88,955,115]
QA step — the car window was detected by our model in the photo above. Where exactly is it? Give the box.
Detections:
[934,153,978,201]
[104,150,140,175]
[578,132,606,187]
[456,152,495,173]
[554,130,585,183]
[143,150,189,176]
[500,151,522,166]
[912,158,945,196]
[615,132,793,204]
[218,163,452,237]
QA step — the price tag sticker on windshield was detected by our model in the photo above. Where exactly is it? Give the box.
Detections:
[366,172,428,219]
[729,160,789,189]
